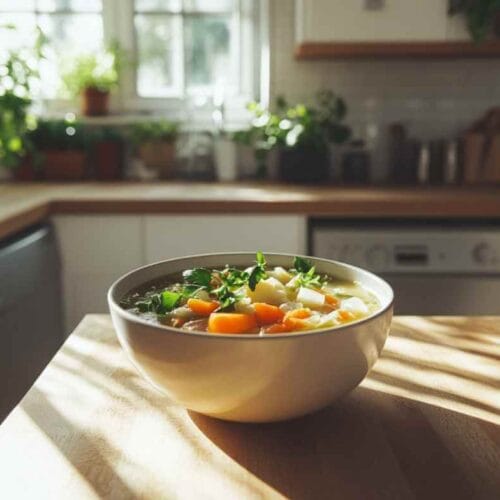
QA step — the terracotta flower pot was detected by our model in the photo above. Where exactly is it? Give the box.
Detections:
[138,140,175,179]
[43,150,86,181]
[95,141,123,180]
[14,156,38,181]
[82,88,110,116]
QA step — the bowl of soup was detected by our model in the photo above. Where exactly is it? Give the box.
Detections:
[108,252,393,423]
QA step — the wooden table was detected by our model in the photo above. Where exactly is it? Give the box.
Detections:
[0,315,499,499]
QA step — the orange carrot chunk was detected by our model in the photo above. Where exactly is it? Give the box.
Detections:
[208,313,257,334]
[284,308,311,320]
[254,302,285,325]
[264,322,290,334]
[337,310,356,322]
[283,316,310,331]
[187,298,219,316]
[324,294,340,307]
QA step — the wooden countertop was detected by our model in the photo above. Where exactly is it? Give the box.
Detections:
[0,315,498,499]
[2,182,500,240]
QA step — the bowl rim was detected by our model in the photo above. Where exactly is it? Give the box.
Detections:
[108,252,394,340]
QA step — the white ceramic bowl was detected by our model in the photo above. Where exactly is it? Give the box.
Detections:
[108,253,393,423]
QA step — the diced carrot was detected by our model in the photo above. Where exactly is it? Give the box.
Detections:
[254,302,285,325]
[283,316,310,331]
[187,298,219,316]
[337,310,356,322]
[208,313,257,334]
[284,308,311,320]
[324,294,340,307]
[263,322,290,334]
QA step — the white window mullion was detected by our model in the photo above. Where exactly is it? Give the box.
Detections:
[176,8,186,99]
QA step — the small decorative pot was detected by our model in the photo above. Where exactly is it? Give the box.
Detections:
[95,141,123,180]
[82,87,110,116]
[214,137,238,181]
[138,140,176,179]
[278,146,330,183]
[43,150,86,181]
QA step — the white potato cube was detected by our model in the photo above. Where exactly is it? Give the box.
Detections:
[340,297,369,315]
[296,287,325,308]
[267,266,293,285]
[247,277,287,305]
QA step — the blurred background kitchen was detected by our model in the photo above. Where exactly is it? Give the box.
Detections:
[2,0,500,419]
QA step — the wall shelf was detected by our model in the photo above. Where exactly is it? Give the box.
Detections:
[295,41,500,60]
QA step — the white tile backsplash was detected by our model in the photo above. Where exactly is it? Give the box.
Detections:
[269,0,500,181]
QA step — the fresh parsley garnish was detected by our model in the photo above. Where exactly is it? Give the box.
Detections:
[182,267,212,287]
[136,290,181,314]
[248,251,267,291]
[293,256,324,289]
[293,256,313,273]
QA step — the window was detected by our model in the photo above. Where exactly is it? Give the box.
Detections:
[0,0,104,99]
[0,0,262,119]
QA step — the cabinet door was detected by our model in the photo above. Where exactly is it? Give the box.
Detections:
[144,215,306,263]
[296,0,468,44]
[52,215,144,333]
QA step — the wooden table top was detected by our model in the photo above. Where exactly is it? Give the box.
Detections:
[3,182,500,240]
[1,315,499,499]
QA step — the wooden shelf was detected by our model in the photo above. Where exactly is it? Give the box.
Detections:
[295,40,500,59]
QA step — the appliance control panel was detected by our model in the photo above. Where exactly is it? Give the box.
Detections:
[311,227,500,274]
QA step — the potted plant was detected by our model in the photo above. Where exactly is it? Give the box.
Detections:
[62,42,122,116]
[91,127,123,180]
[130,120,179,179]
[448,0,500,41]
[0,26,46,181]
[30,119,87,181]
[241,92,351,183]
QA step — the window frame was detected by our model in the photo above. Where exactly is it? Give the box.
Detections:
[110,0,262,125]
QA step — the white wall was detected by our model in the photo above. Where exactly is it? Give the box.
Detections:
[269,0,500,181]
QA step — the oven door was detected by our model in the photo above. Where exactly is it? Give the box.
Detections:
[380,274,500,315]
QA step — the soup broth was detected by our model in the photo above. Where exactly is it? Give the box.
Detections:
[120,253,380,335]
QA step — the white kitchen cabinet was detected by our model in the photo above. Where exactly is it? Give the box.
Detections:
[52,215,144,334]
[144,215,307,263]
[53,214,307,335]
[296,0,468,44]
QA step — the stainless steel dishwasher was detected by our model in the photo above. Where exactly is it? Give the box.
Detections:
[310,219,500,315]
[0,224,64,421]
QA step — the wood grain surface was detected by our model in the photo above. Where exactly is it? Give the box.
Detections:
[0,315,499,500]
[3,182,500,240]
[295,41,500,59]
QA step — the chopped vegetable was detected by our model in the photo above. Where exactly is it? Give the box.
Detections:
[254,303,285,325]
[187,298,219,316]
[183,268,212,287]
[121,252,380,335]
[208,313,257,334]
[248,250,267,291]
[296,287,325,308]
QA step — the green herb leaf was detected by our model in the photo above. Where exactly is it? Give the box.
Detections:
[256,251,266,266]
[248,266,267,291]
[294,256,313,273]
[161,290,181,311]
[183,267,212,287]
[248,251,268,291]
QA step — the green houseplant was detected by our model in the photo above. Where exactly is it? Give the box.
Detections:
[130,120,179,179]
[448,0,500,41]
[238,91,351,183]
[62,42,123,116]
[30,119,87,181]
[0,26,46,180]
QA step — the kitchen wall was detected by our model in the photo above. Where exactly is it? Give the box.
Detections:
[269,0,500,181]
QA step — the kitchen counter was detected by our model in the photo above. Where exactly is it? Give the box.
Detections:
[0,315,498,499]
[3,182,500,240]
